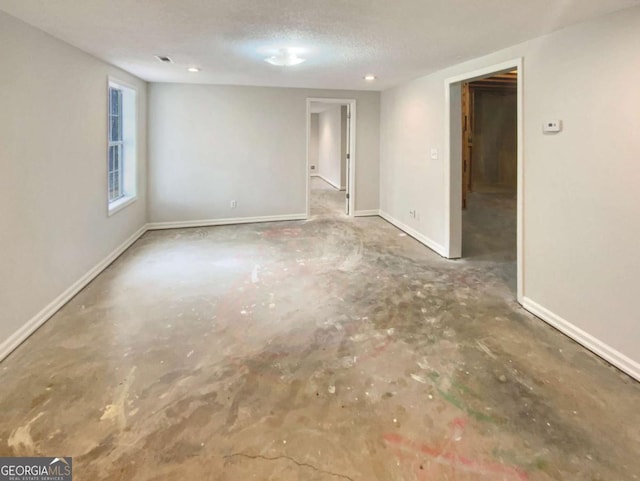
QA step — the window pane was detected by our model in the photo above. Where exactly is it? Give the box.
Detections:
[109,88,122,142]
[114,144,120,172]
[108,146,115,172]
[111,174,119,200]
[114,170,121,198]
[110,116,121,142]
[110,88,120,115]
[108,172,115,200]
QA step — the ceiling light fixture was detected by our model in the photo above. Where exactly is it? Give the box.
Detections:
[364,74,376,81]
[187,67,200,73]
[265,48,306,66]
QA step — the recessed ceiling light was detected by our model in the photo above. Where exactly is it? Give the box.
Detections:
[265,48,306,66]
[187,67,200,73]
[364,75,376,81]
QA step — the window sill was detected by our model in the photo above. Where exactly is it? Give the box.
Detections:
[108,195,137,217]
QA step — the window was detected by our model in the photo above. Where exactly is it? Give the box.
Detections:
[107,79,137,215]
[108,87,124,201]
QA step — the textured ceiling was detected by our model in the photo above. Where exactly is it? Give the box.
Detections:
[0,0,638,90]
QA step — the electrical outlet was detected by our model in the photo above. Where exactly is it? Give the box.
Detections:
[409,210,416,219]
[230,200,237,208]
[430,148,439,160]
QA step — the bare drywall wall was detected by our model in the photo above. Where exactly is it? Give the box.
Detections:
[0,11,148,354]
[148,85,379,222]
[471,89,517,193]
[380,6,640,376]
[318,105,342,189]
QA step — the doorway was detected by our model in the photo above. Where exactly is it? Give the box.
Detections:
[306,98,356,217]
[462,72,518,289]
[445,59,523,300]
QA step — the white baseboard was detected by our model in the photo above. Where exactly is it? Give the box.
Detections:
[147,213,307,230]
[354,209,380,217]
[522,297,640,381]
[0,224,148,362]
[379,210,447,257]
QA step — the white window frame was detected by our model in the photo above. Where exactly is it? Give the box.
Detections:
[107,77,138,216]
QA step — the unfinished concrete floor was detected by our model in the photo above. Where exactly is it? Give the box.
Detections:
[462,192,518,295]
[0,197,638,480]
[310,176,345,217]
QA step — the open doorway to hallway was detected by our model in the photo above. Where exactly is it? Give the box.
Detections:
[307,99,354,217]
[310,175,345,216]
[446,59,522,299]
[461,71,518,291]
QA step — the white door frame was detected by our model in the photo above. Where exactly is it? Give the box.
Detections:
[306,98,357,217]
[443,58,524,301]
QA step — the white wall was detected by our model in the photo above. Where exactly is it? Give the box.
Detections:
[318,105,343,189]
[0,12,148,357]
[340,106,348,190]
[148,85,379,222]
[309,113,319,174]
[379,6,640,377]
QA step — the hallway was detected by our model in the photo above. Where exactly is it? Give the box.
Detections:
[310,176,345,217]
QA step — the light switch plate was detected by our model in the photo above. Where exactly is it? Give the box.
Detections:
[430,148,439,160]
[543,120,562,133]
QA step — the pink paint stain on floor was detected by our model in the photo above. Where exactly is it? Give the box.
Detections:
[384,418,528,481]
[359,336,393,362]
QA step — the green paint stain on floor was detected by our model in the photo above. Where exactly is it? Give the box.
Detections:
[438,388,464,410]
[437,386,496,423]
